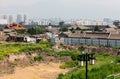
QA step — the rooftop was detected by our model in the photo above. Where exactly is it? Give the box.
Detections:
[59,32,120,40]
[5,23,26,30]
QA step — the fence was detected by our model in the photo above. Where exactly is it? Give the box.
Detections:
[51,37,120,47]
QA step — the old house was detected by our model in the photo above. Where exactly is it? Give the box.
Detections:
[0,31,7,41]
[5,22,26,30]
[51,32,120,47]
[68,24,89,33]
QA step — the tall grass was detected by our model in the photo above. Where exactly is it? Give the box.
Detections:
[58,55,120,79]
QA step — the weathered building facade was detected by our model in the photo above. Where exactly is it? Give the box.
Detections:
[51,32,120,47]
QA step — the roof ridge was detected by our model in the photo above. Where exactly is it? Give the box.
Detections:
[84,33,86,37]
[108,33,111,39]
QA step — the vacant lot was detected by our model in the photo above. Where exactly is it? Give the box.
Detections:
[0,62,69,79]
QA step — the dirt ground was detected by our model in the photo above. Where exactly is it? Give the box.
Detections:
[0,62,69,79]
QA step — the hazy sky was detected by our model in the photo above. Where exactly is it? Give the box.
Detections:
[0,0,120,20]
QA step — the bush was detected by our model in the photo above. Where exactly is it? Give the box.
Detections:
[34,56,43,61]
[57,73,64,79]
[116,56,120,63]
[71,54,79,60]
[60,61,78,69]
[28,27,45,35]
[57,50,79,56]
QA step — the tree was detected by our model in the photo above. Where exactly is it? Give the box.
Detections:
[60,26,68,32]
[70,28,74,33]
[28,27,45,35]
[94,25,99,31]
[0,28,3,31]
[16,30,27,34]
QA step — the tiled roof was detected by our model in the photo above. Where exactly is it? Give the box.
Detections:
[68,24,89,30]
[6,23,26,30]
[109,34,120,39]
[85,33,109,39]
[60,32,109,39]
[68,33,85,38]
[105,28,118,34]
[59,32,120,40]
[109,25,118,28]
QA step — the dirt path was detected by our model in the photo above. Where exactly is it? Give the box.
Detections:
[0,62,68,79]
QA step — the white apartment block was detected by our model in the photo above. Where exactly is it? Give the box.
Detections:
[0,14,29,25]
[75,19,107,26]
[0,19,8,24]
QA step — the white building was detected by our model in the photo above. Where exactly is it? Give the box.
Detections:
[8,15,13,24]
[0,19,8,24]
[74,19,107,26]
[0,14,15,24]
[23,14,29,25]
[16,14,23,23]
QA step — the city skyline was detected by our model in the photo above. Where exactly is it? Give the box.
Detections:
[0,0,120,20]
[0,14,29,25]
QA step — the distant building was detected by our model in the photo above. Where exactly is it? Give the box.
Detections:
[5,22,26,30]
[74,19,107,26]
[16,14,23,23]
[106,25,118,34]
[68,24,89,30]
[103,18,113,24]
[46,26,60,34]
[3,15,8,20]
[8,15,13,24]
[0,19,8,24]
[75,20,92,25]
[51,32,120,47]
[113,20,120,27]
[0,14,29,25]
[23,14,29,25]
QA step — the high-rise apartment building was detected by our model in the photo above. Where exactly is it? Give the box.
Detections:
[8,15,13,23]
[16,14,23,23]
[0,14,29,25]
[23,14,29,25]
[3,15,8,20]
[16,14,29,24]
[0,14,8,24]
[103,18,113,24]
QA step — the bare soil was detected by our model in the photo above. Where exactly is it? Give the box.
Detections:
[0,62,68,79]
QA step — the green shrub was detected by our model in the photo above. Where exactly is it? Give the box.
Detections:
[57,73,64,79]
[34,56,43,61]
[60,61,78,69]
[116,56,120,63]
[57,50,79,57]
[71,54,79,60]
[57,50,72,56]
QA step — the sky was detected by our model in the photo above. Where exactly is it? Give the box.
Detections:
[0,0,120,20]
